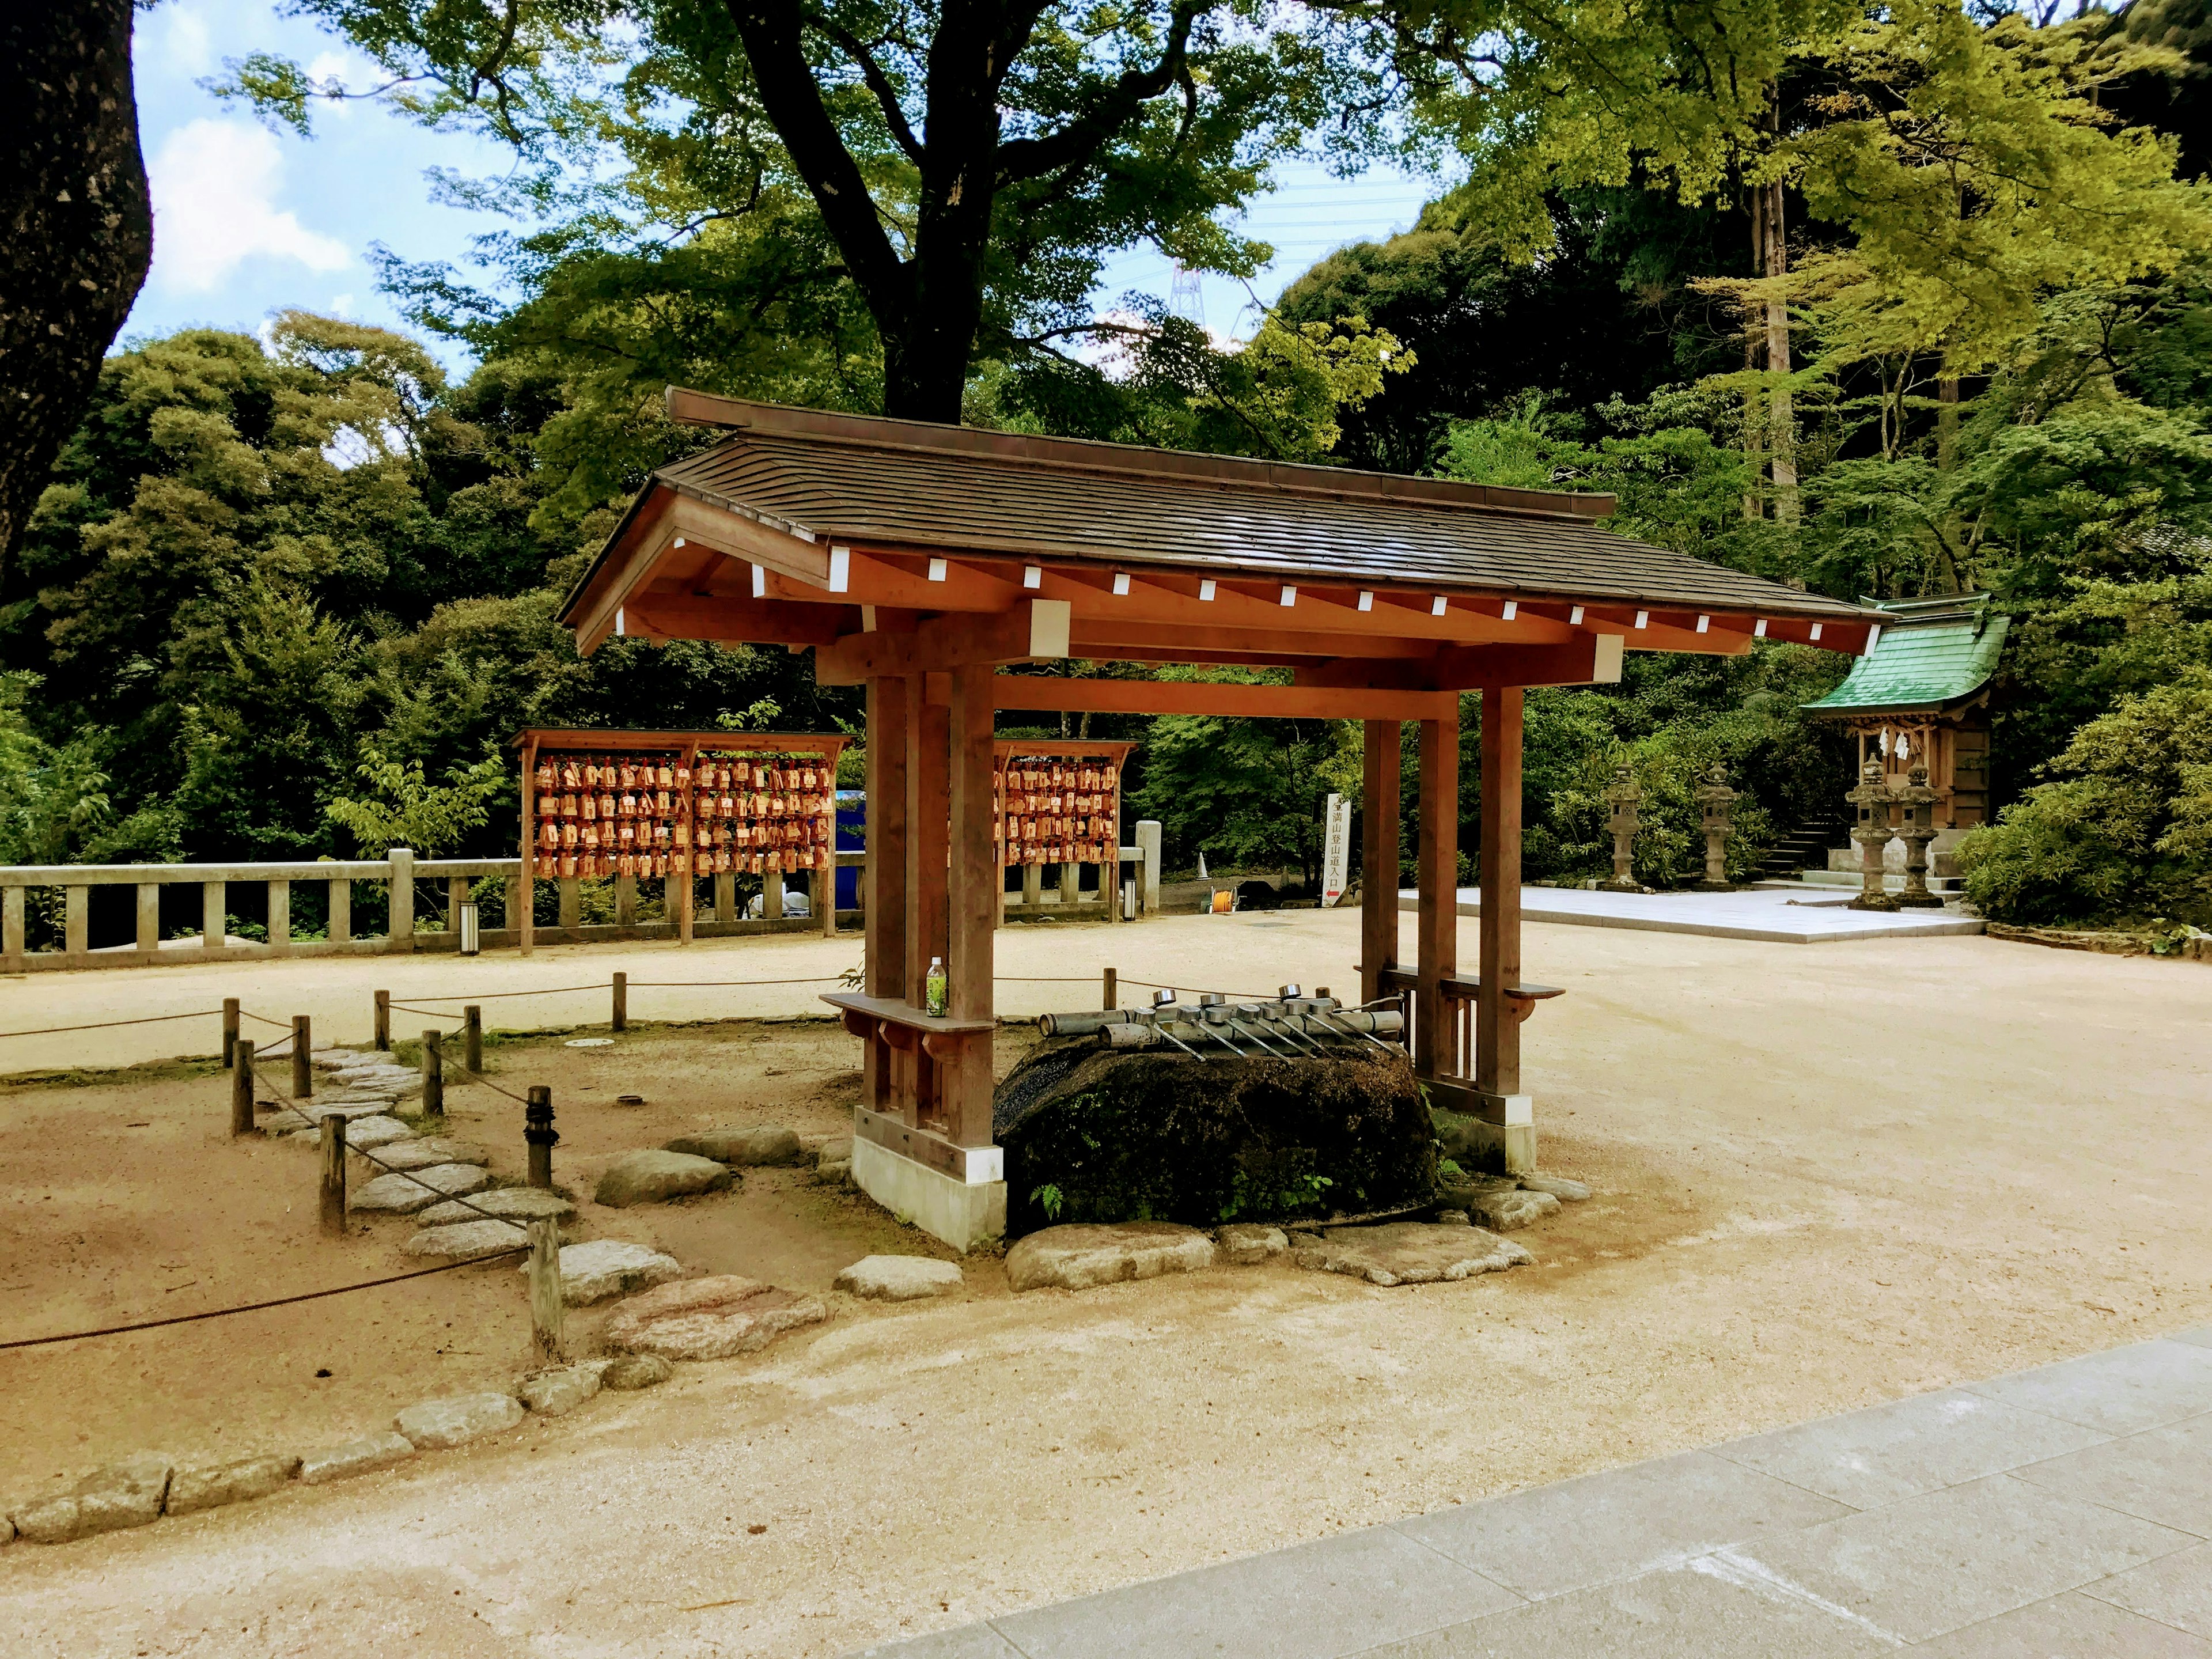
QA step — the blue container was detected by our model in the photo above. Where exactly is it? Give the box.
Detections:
[835,790,865,910]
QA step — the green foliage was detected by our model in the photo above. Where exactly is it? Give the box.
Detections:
[1960,667,2212,925]
[325,743,509,857]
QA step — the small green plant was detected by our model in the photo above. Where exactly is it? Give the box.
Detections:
[1031,1183,1065,1222]
[1437,1158,1465,1181]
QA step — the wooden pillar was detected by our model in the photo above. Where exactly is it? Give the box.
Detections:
[519,739,537,956]
[946,668,997,1146]
[906,683,949,999]
[1476,688,1524,1101]
[1415,708,1459,1078]
[1359,719,1402,1007]
[865,676,911,1119]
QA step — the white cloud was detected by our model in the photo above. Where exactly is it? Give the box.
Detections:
[157,4,215,75]
[147,119,352,295]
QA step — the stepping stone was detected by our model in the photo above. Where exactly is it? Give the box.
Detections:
[311,1048,365,1071]
[600,1354,672,1391]
[535,1238,683,1305]
[350,1162,488,1214]
[297,1433,413,1485]
[1471,1188,1561,1232]
[518,1365,601,1416]
[1293,1221,1531,1287]
[606,1276,827,1361]
[593,1149,733,1209]
[1004,1222,1216,1293]
[418,1188,573,1228]
[364,1138,486,1172]
[403,1219,534,1259]
[814,1137,854,1185]
[393,1392,523,1450]
[10,1453,172,1543]
[283,1113,411,1150]
[164,1455,300,1517]
[1216,1224,1289,1265]
[1521,1173,1592,1201]
[663,1126,808,1167]
[279,1101,395,1127]
[835,1255,963,1301]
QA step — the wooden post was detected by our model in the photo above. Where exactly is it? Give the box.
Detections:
[907,688,950,1001]
[201,879,225,954]
[519,737,537,957]
[1476,687,1524,1101]
[222,998,240,1067]
[319,1113,347,1237]
[231,1039,255,1137]
[464,1005,483,1074]
[387,848,414,951]
[422,1029,444,1118]
[373,988,391,1050]
[135,882,158,953]
[267,879,290,951]
[611,972,627,1032]
[291,1015,313,1099]
[328,878,351,945]
[526,1085,556,1189]
[946,665,997,1146]
[865,676,911,1119]
[1415,708,1459,1078]
[528,1218,565,1364]
[1103,966,1118,1011]
[1361,720,1402,1008]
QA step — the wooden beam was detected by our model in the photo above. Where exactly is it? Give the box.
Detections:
[816,599,1071,684]
[1415,708,1459,1078]
[976,675,1457,722]
[624,594,855,646]
[1297,634,1626,691]
[1477,688,1524,1100]
[946,664,997,1146]
[1361,721,1401,1007]
[1068,619,1442,661]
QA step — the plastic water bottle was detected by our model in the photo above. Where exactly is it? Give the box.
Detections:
[925,956,948,1017]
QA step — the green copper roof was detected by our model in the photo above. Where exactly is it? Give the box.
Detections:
[1803,597,2009,715]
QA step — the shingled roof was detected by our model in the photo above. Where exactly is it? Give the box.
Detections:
[1803,596,2010,715]
[585,392,1873,624]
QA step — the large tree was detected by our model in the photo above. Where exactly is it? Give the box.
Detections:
[0,1,154,575]
[228,0,1409,422]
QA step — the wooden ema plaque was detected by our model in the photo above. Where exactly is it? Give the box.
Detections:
[992,738,1136,923]
[513,728,850,953]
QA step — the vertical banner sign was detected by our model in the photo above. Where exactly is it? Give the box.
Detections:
[1321,793,1352,907]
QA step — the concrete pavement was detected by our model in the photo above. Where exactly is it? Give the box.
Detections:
[861,1327,2212,1657]
[1408,884,1986,944]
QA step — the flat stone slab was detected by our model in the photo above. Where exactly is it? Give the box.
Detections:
[1217,1224,1290,1265]
[606,1275,827,1361]
[350,1162,489,1214]
[594,1149,734,1208]
[332,1063,420,1085]
[275,1101,396,1128]
[365,1137,487,1172]
[1294,1222,1531,1286]
[419,1188,573,1227]
[664,1126,809,1166]
[835,1255,963,1301]
[537,1238,684,1305]
[1005,1222,1217,1293]
[10,1453,172,1543]
[600,1353,672,1391]
[165,1455,300,1517]
[1520,1173,1591,1202]
[311,1048,364,1070]
[395,1392,524,1450]
[518,1365,601,1416]
[1472,1188,1562,1232]
[815,1136,854,1184]
[283,1114,410,1150]
[403,1219,535,1259]
[297,1433,414,1485]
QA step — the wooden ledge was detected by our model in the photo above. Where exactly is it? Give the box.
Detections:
[821,991,996,1036]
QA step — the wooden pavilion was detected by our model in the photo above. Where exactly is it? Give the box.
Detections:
[558,391,1880,1248]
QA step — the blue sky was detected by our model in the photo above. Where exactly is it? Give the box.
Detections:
[126,1,1442,363]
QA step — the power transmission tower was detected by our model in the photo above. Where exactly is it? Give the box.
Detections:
[1169,264,1206,331]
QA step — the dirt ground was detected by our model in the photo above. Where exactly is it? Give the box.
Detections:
[1,909,2209,1658]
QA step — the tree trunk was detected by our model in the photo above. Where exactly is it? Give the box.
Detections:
[1763,179,1798,529]
[1933,376,1963,594]
[0,1,153,577]
[1743,195,1766,522]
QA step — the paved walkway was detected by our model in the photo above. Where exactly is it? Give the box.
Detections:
[862,1328,2212,1658]
[1403,884,1984,944]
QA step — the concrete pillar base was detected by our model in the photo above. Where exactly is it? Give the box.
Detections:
[851,1137,1007,1253]
[1440,1091,1536,1177]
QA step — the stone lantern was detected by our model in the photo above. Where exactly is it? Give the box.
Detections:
[1692,764,1737,892]
[1895,763,1945,908]
[1600,764,1642,892]
[1846,759,1901,912]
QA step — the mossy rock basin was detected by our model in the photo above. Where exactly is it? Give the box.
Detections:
[994,1038,1436,1236]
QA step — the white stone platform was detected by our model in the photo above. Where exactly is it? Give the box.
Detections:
[1400,885,1983,945]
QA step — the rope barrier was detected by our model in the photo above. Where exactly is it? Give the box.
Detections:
[238,1009,294,1029]
[1119,976,1280,1001]
[0,1249,529,1353]
[377,983,607,1003]
[0,1009,224,1040]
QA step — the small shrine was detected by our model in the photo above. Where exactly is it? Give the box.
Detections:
[1802,595,2009,878]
